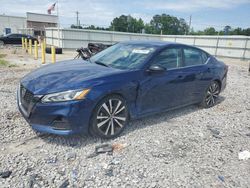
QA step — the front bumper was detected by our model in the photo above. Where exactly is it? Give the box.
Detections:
[17,87,95,136]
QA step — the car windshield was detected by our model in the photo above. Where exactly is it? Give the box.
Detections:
[90,43,156,70]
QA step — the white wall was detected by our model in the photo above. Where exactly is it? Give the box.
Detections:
[45,28,250,59]
[26,12,57,23]
[0,15,26,35]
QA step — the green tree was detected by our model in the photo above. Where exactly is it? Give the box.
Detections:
[110,15,145,33]
[147,14,188,35]
[224,25,231,35]
[70,24,83,29]
[203,27,217,35]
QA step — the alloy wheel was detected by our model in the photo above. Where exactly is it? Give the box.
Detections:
[96,98,127,136]
[205,82,220,107]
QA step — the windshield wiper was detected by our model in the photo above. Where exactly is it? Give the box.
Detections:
[95,61,109,67]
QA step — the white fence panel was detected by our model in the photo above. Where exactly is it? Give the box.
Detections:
[45,28,250,59]
[195,38,218,47]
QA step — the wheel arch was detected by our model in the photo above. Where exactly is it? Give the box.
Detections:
[88,91,131,134]
[213,79,222,90]
[96,92,131,118]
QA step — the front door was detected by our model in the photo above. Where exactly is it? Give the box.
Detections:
[137,47,188,115]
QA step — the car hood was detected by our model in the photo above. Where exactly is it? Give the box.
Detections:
[21,59,122,94]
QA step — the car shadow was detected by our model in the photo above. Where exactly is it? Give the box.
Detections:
[38,96,225,148]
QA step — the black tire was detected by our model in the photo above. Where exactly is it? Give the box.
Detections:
[45,47,63,54]
[200,81,221,108]
[89,95,129,139]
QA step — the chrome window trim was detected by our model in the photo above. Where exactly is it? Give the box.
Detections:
[166,57,211,71]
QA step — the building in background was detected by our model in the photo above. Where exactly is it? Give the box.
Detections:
[0,14,26,35]
[0,12,58,36]
[26,12,57,36]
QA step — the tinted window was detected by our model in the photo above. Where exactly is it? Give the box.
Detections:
[152,48,182,69]
[8,34,18,38]
[17,34,24,38]
[201,51,209,63]
[184,48,206,66]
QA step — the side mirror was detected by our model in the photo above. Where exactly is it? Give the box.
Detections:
[147,64,166,74]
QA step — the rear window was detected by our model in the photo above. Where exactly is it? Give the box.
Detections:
[183,48,208,66]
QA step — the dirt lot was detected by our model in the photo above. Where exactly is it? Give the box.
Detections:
[0,47,250,187]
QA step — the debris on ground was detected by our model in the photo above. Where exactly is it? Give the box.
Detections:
[59,179,69,188]
[110,157,121,165]
[207,127,222,139]
[238,150,250,160]
[112,143,128,152]
[105,167,114,177]
[87,144,113,158]
[218,175,225,182]
[0,170,12,178]
[65,152,76,161]
[96,144,113,154]
[87,143,128,158]
[29,174,38,188]
[208,127,220,135]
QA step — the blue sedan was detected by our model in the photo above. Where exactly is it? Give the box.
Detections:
[17,41,228,138]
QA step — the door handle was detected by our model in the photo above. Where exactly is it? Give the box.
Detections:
[177,75,183,79]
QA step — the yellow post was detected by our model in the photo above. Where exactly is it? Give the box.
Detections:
[51,46,56,63]
[41,42,45,64]
[25,38,28,52]
[21,37,25,49]
[28,39,32,55]
[34,41,38,60]
[44,38,46,49]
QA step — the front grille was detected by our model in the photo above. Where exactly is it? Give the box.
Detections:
[20,85,34,111]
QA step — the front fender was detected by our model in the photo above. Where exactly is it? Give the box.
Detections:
[86,81,139,119]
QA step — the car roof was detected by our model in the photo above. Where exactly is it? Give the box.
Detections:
[121,40,176,47]
[120,40,210,55]
[6,33,27,36]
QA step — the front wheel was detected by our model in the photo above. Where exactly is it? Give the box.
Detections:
[89,95,129,139]
[200,81,220,108]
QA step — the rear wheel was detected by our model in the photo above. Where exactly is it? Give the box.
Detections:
[89,95,129,139]
[201,81,220,108]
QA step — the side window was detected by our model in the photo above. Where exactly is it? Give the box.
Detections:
[152,48,182,70]
[201,51,209,63]
[17,34,23,38]
[8,34,18,38]
[183,48,205,67]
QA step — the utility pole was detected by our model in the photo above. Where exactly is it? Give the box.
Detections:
[76,11,79,27]
[188,15,192,34]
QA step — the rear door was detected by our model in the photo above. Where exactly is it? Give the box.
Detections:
[181,47,213,103]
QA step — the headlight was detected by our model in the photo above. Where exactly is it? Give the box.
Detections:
[41,89,90,103]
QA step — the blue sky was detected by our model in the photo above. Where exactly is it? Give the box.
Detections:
[0,0,250,30]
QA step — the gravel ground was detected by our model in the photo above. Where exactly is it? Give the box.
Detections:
[0,53,250,187]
